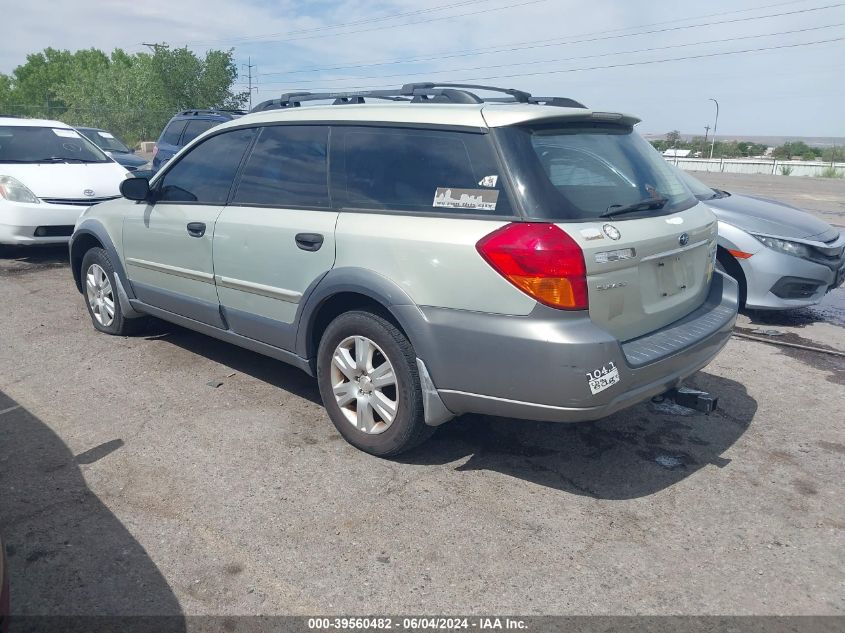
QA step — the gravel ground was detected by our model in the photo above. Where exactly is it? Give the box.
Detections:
[0,178,843,620]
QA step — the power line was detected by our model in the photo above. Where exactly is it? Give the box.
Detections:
[255,0,824,77]
[296,37,845,91]
[184,0,499,45]
[255,23,844,86]
[186,0,551,46]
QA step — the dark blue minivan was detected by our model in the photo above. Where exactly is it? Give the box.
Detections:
[152,109,246,173]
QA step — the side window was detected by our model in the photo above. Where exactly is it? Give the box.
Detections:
[336,127,513,215]
[159,121,186,145]
[232,125,329,207]
[181,119,219,146]
[157,128,256,204]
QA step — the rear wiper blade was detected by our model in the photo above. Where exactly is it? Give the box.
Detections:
[601,196,668,218]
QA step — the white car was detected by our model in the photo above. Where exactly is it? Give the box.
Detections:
[0,117,128,245]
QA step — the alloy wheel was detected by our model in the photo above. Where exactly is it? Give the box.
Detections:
[330,335,398,434]
[86,263,115,327]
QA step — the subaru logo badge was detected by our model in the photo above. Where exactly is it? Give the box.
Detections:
[679,232,689,246]
[83,189,95,197]
[602,224,621,241]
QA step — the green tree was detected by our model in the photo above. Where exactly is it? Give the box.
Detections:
[665,130,682,146]
[821,146,845,162]
[0,45,247,145]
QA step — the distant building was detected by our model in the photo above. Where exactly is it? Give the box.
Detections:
[663,149,692,158]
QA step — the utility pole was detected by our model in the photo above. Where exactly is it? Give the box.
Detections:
[241,57,257,110]
[703,125,711,158]
[708,98,720,160]
[141,42,169,53]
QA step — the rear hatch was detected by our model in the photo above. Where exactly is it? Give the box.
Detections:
[493,117,718,341]
[563,206,717,340]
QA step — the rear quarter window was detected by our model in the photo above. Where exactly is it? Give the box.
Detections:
[181,120,219,145]
[159,121,186,145]
[333,126,513,216]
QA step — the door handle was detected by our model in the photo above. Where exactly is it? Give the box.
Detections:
[295,232,324,252]
[187,222,206,238]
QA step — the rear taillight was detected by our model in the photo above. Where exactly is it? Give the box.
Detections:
[476,222,588,310]
[152,144,158,158]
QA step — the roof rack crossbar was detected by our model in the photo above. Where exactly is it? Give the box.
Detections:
[400,82,531,103]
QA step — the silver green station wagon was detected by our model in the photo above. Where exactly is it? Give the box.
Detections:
[69,83,738,456]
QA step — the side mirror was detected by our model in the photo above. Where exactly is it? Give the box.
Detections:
[120,176,151,201]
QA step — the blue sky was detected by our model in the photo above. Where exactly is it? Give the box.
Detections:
[3,0,844,136]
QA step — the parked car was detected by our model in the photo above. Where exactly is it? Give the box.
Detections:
[76,127,148,171]
[151,109,246,173]
[0,533,8,633]
[69,83,737,456]
[678,170,845,309]
[0,117,128,245]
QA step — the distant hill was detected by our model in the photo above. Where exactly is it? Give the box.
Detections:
[641,133,845,149]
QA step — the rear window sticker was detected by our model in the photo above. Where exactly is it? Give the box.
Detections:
[478,175,498,188]
[580,227,604,241]
[433,187,499,211]
[586,362,620,395]
[97,131,116,139]
[52,128,81,138]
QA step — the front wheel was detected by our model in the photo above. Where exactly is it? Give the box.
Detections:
[316,310,434,457]
[81,247,146,335]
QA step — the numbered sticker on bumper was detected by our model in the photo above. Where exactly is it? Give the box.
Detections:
[586,362,620,395]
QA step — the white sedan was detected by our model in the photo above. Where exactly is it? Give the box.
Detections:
[0,116,128,245]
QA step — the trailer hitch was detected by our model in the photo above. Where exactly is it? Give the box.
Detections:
[654,387,719,415]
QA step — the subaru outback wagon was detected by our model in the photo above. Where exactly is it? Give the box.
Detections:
[69,83,738,456]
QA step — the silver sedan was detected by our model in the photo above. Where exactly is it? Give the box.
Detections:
[679,171,844,310]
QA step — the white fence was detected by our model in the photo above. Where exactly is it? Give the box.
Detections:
[667,157,845,177]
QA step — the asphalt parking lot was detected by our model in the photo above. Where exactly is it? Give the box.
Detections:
[0,174,843,619]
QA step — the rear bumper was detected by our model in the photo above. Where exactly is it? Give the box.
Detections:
[402,272,738,423]
[0,200,85,245]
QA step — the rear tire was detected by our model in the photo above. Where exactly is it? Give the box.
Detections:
[81,247,147,335]
[316,310,434,457]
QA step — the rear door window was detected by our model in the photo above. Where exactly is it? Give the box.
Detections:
[156,128,256,204]
[159,121,186,146]
[232,125,329,208]
[333,126,513,216]
[181,120,219,145]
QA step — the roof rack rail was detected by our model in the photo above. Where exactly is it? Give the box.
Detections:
[250,82,587,113]
[177,108,247,117]
[528,96,587,109]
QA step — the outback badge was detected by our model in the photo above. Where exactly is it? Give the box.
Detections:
[602,223,621,241]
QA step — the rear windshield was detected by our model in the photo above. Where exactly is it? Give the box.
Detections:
[495,122,696,220]
[0,125,111,164]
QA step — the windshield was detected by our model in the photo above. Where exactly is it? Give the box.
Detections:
[495,122,697,220]
[0,126,111,163]
[673,166,721,200]
[80,128,131,153]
